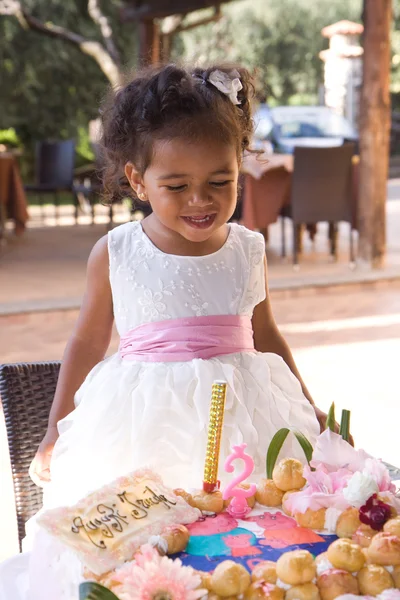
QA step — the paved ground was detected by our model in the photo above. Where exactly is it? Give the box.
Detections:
[1,179,400,314]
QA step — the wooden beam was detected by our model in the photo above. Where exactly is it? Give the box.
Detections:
[358,0,391,268]
[139,18,160,65]
[121,1,226,21]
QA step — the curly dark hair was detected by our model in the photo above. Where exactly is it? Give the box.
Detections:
[100,63,255,202]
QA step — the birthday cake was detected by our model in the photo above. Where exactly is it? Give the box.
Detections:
[36,384,400,599]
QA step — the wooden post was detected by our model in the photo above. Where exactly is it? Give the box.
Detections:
[138,19,160,66]
[358,0,392,268]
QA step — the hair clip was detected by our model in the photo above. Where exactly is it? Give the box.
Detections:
[207,69,243,105]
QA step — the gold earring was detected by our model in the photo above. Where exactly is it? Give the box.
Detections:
[138,192,147,201]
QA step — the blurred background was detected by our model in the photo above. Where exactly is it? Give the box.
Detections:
[0,0,400,561]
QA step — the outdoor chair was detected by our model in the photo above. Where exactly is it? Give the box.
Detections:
[74,143,152,228]
[280,143,356,265]
[25,140,82,223]
[0,361,61,550]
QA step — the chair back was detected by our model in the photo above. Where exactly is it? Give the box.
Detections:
[0,361,60,550]
[290,143,355,225]
[35,140,75,189]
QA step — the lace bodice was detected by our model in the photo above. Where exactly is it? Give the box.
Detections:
[108,222,266,336]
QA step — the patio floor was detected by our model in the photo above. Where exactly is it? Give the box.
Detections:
[1,178,400,314]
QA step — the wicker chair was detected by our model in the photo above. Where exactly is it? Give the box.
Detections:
[0,361,60,550]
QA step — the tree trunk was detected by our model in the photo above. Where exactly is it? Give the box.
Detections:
[139,19,160,66]
[358,0,392,268]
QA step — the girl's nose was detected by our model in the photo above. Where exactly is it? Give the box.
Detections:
[188,190,213,207]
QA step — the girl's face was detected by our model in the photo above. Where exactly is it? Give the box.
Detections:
[126,136,239,245]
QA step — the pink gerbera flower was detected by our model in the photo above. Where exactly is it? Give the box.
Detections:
[112,545,206,600]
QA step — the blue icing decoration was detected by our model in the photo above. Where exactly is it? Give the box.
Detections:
[186,527,256,557]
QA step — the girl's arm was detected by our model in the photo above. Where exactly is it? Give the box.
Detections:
[47,235,114,429]
[252,256,328,431]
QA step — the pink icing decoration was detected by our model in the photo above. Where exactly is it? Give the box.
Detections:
[223,444,256,519]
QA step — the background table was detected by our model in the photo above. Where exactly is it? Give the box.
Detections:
[241,152,358,234]
[0,153,29,240]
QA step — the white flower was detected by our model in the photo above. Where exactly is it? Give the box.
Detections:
[208,69,243,105]
[343,471,379,508]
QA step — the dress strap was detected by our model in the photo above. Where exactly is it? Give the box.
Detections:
[119,315,255,362]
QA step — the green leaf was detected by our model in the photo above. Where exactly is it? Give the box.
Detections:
[291,428,314,464]
[266,428,290,479]
[339,409,351,443]
[79,582,120,600]
[325,402,336,432]
[266,428,313,479]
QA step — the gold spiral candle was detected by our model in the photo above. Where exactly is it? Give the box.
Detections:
[203,381,227,492]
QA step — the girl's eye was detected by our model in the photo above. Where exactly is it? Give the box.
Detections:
[166,185,187,192]
[210,180,231,187]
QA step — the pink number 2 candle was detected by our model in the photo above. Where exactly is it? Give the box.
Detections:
[222,443,256,519]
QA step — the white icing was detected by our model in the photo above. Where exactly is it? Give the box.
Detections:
[385,566,394,573]
[277,578,291,590]
[202,511,215,516]
[316,557,334,576]
[343,472,379,508]
[149,535,168,555]
[324,507,342,533]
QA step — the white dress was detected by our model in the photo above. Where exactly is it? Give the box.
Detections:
[0,222,320,599]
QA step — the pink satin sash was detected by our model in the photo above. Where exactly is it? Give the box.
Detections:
[118,315,255,362]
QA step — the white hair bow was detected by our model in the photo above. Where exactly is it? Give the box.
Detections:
[207,69,243,105]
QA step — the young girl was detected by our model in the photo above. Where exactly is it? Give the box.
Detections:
[0,64,326,599]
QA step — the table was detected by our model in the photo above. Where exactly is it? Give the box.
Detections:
[241,152,358,235]
[0,153,29,240]
[242,153,293,234]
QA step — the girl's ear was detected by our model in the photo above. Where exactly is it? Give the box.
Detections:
[125,162,147,199]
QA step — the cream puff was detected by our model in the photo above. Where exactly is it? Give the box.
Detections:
[282,491,298,516]
[358,564,394,596]
[196,570,212,591]
[295,508,326,531]
[256,479,285,507]
[276,550,316,585]
[159,524,190,555]
[316,568,359,600]
[245,582,285,600]
[353,524,379,548]
[392,565,400,589]
[285,583,320,600]
[367,533,400,566]
[251,561,278,583]
[384,518,400,539]
[211,560,251,596]
[336,508,362,539]
[191,489,224,514]
[327,538,366,572]
[173,488,194,506]
[273,458,306,492]
[224,483,256,509]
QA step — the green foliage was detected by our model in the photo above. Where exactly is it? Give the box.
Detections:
[266,427,313,479]
[175,0,364,105]
[0,128,21,147]
[79,582,119,600]
[0,1,137,147]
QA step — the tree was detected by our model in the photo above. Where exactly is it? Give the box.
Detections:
[176,0,363,105]
[358,0,392,268]
[0,0,138,145]
[0,0,123,87]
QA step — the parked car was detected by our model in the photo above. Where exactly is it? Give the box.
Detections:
[253,105,358,153]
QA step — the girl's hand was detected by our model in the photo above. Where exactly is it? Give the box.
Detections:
[313,406,354,446]
[314,407,339,434]
[29,426,59,486]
